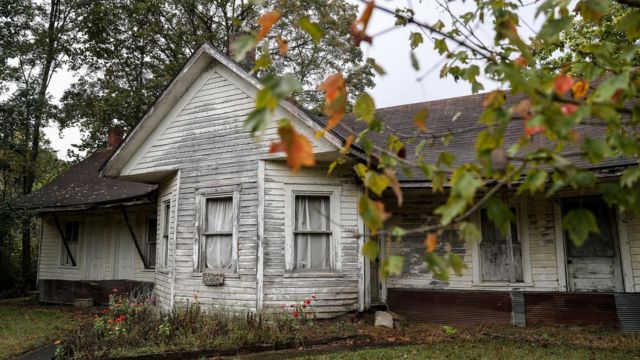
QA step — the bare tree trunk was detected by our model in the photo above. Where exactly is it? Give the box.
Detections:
[21,0,62,289]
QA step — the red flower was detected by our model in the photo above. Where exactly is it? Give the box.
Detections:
[293,311,299,317]
[302,304,307,308]
[290,304,295,308]
[102,309,108,314]
[304,299,311,305]
[107,320,113,325]
[311,295,317,299]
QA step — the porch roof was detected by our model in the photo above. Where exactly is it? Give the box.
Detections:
[15,148,157,211]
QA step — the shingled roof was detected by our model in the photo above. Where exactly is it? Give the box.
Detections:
[332,91,637,182]
[16,148,157,211]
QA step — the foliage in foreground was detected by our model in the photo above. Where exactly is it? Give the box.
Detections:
[54,291,353,359]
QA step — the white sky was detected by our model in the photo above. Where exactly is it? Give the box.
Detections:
[44,0,542,160]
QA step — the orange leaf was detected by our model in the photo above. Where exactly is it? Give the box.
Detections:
[350,1,375,46]
[424,233,438,253]
[524,117,545,138]
[514,56,528,68]
[384,168,403,206]
[269,122,315,172]
[571,80,589,98]
[276,36,288,56]
[341,135,354,154]
[560,103,579,116]
[553,74,574,96]
[414,109,428,132]
[319,73,347,131]
[512,99,531,118]
[482,90,505,108]
[257,11,281,41]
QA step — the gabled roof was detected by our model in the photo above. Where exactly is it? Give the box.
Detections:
[16,148,157,211]
[101,43,350,178]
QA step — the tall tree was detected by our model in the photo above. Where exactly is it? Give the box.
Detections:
[59,0,374,154]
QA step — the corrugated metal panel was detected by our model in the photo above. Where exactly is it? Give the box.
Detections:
[524,293,618,328]
[615,293,640,332]
[511,292,526,327]
[386,289,512,325]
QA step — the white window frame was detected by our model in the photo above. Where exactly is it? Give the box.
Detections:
[159,200,171,269]
[144,216,157,269]
[284,184,342,274]
[471,198,532,287]
[195,188,239,273]
[59,220,80,267]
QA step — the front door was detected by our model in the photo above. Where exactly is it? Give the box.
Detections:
[113,222,135,280]
[85,220,105,280]
[562,197,623,292]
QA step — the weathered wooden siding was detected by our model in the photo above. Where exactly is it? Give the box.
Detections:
[154,173,179,308]
[38,206,155,284]
[382,189,640,293]
[121,63,338,313]
[263,161,362,317]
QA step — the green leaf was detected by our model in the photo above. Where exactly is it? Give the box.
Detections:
[361,240,380,260]
[617,10,640,40]
[364,171,390,196]
[450,168,482,204]
[485,197,514,235]
[244,108,271,136]
[354,93,375,123]
[366,58,386,76]
[575,0,612,23]
[583,138,611,163]
[424,252,449,281]
[358,196,388,234]
[391,226,407,240]
[252,47,272,72]
[435,196,467,225]
[592,72,629,102]
[517,169,548,195]
[458,221,481,243]
[437,152,455,167]
[297,17,323,43]
[622,167,640,188]
[537,17,573,44]
[448,253,465,276]
[434,38,448,55]
[380,255,404,278]
[409,32,424,50]
[231,34,257,61]
[563,208,598,247]
[410,51,420,70]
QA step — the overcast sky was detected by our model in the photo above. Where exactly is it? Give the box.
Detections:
[44,0,542,160]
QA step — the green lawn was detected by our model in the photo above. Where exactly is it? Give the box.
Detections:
[0,300,80,359]
[305,341,640,360]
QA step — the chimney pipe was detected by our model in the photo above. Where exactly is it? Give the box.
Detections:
[107,127,124,149]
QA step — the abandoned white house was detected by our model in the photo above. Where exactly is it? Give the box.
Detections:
[18,44,640,329]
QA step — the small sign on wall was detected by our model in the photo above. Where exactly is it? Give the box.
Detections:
[202,272,225,286]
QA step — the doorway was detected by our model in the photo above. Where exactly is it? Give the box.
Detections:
[562,197,623,292]
[113,222,135,280]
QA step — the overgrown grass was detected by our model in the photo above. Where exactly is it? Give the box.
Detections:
[305,340,640,359]
[0,300,80,359]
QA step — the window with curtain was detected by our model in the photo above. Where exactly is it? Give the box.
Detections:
[145,217,157,268]
[60,221,79,266]
[203,197,234,270]
[479,208,523,282]
[294,195,331,271]
[161,202,170,268]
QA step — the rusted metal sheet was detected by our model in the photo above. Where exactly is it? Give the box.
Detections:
[38,280,154,305]
[524,293,618,328]
[386,289,512,325]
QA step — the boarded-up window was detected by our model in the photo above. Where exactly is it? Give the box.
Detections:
[203,197,234,269]
[145,217,157,268]
[479,208,523,282]
[60,221,79,266]
[161,202,171,268]
[294,195,331,271]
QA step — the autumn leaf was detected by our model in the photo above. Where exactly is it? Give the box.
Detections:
[276,36,288,56]
[319,73,347,131]
[384,168,403,206]
[525,116,545,137]
[514,56,528,67]
[554,74,574,96]
[358,196,389,234]
[560,103,579,116]
[424,233,438,253]
[257,11,281,41]
[482,90,505,108]
[572,80,589,98]
[269,121,315,172]
[512,99,531,118]
[351,0,375,45]
[414,108,428,132]
[341,135,354,154]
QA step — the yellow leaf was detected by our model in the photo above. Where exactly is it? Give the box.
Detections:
[384,168,403,206]
[341,135,354,154]
[572,80,589,98]
[257,11,281,41]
